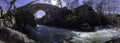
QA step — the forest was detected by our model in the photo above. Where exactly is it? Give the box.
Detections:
[0,0,120,43]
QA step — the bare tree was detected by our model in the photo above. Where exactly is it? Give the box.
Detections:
[71,0,79,8]
[48,0,51,4]
[0,6,2,17]
[56,0,62,7]
[8,0,16,11]
[63,0,79,9]
[87,0,119,15]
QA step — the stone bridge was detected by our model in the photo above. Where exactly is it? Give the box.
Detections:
[11,3,63,34]
[15,3,62,19]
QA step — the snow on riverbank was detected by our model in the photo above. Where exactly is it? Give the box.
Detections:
[33,25,120,43]
[70,28,120,43]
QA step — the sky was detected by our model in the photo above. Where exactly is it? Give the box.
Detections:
[35,10,46,18]
[0,0,33,10]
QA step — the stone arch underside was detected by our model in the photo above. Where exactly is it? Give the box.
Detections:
[35,10,46,18]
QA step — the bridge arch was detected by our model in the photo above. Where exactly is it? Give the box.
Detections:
[34,10,46,18]
[16,3,62,20]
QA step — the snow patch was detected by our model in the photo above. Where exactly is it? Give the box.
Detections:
[70,28,120,43]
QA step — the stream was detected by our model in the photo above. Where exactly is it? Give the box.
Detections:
[31,25,120,43]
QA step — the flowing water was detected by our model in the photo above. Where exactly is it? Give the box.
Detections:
[31,25,120,43]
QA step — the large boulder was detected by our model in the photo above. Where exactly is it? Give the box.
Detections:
[0,13,36,43]
[0,27,35,43]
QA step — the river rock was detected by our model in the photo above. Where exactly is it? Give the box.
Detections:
[0,27,36,43]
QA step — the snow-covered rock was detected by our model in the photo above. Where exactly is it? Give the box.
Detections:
[0,27,36,43]
[70,28,120,43]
